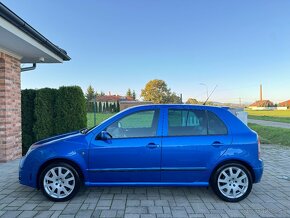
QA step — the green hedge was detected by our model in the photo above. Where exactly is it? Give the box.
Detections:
[54,86,87,135]
[33,88,57,141]
[21,89,36,155]
[21,86,87,154]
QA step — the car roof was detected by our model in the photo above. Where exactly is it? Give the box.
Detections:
[126,104,228,111]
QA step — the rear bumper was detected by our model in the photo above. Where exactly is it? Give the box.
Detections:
[253,159,264,183]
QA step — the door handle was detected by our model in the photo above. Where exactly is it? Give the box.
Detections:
[211,141,223,147]
[146,143,159,149]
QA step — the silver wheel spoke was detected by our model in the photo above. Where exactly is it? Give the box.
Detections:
[44,175,54,182]
[51,169,57,178]
[229,167,233,177]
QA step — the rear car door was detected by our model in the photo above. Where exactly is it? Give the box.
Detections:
[161,108,232,183]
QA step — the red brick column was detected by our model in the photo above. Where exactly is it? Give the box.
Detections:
[0,52,22,162]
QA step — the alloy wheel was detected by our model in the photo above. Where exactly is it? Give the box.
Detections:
[43,166,75,199]
[217,166,249,199]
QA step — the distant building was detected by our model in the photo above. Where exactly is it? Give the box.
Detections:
[249,100,274,107]
[119,101,152,111]
[96,95,134,103]
[248,84,274,110]
[279,100,290,108]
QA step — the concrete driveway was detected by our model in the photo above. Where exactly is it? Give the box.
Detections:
[248,119,290,129]
[0,144,290,218]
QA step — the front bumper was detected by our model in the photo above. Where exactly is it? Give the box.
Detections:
[19,156,37,188]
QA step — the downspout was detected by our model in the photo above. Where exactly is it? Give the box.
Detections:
[21,63,36,72]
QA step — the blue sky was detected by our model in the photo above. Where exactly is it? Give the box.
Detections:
[2,0,290,104]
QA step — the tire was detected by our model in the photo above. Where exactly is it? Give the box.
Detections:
[211,163,252,202]
[39,162,81,202]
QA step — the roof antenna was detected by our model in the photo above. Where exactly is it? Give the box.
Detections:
[203,85,218,105]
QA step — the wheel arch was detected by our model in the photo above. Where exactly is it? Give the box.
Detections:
[209,159,255,185]
[36,158,84,189]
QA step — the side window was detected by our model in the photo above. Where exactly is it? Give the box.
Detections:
[207,111,228,135]
[105,110,159,138]
[168,109,207,136]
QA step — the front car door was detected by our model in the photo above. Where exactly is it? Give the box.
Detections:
[161,107,232,184]
[88,108,162,183]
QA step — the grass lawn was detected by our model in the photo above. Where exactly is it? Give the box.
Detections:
[87,113,115,128]
[246,109,290,123]
[248,123,290,146]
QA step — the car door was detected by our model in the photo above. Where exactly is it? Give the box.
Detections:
[88,109,162,183]
[161,108,232,183]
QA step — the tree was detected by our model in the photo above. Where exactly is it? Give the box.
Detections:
[141,79,172,103]
[126,88,132,97]
[105,101,109,112]
[98,102,102,113]
[132,90,136,100]
[117,101,120,112]
[85,85,95,101]
[186,98,199,104]
[169,92,182,104]
[100,91,105,96]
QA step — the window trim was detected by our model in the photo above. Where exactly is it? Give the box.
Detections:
[167,109,228,137]
[98,109,160,140]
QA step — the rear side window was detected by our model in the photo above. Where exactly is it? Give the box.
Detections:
[167,109,228,136]
[168,109,207,136]
[207,111,228,135]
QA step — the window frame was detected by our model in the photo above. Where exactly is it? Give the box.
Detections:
[167,109,208,137]
[99,109,161,140]
[166,109,228,137]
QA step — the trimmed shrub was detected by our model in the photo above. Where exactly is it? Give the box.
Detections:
[54,86,87,134]
[33,88,57,141]
[21,89,36,155]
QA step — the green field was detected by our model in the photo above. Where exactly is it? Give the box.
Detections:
[248,123,290,146]
[247,109,290,123]
[87,113,115,128]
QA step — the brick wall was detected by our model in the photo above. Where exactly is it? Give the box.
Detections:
[0,52,22,162]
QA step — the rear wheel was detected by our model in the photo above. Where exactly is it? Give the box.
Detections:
[40,162,81,202]
[211,163,252,202]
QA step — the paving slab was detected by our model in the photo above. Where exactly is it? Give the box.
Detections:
[0,144,289,217]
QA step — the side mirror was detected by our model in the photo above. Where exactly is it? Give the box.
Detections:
[97,131,112,141]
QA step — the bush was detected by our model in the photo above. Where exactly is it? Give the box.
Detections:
[54,86,87,134]
[21,89,36,155]
[21,86,87,155]
[33,88,57,141]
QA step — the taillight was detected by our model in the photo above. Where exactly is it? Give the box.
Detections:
[258,136,261,159]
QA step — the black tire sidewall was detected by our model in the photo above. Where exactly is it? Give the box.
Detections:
[211,163,253,202]
[39,162,81,202]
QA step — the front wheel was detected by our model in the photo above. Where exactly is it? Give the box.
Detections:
[211,163,252,202]
[40,162,81,202]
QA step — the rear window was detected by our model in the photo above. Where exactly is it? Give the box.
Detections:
[207,111,228,135]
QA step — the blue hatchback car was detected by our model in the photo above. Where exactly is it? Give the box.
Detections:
[19,104,263,202]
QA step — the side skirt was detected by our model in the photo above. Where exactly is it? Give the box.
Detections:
[85,182,209,187]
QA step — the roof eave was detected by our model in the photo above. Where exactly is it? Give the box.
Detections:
[0,3,70,61]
